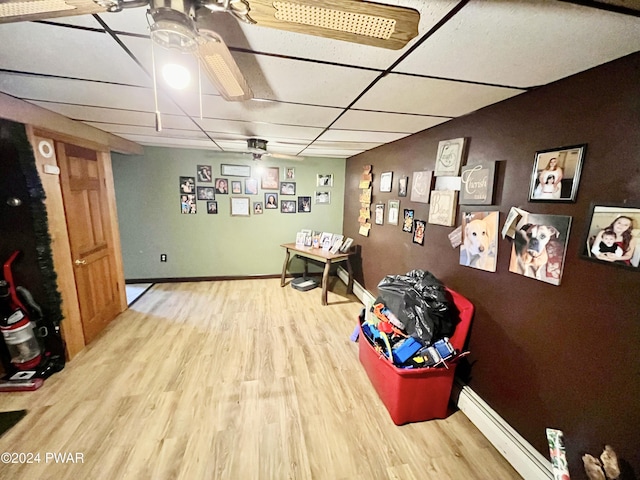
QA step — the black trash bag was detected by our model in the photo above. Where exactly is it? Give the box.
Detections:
[377,270,459,345]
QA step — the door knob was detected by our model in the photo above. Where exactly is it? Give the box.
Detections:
[74,259,87,265]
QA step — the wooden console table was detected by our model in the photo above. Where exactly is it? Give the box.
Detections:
[280,243,353,306]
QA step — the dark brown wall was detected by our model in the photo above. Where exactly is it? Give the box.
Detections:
[344,52,640,478]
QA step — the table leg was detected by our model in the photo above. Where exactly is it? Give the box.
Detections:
[321,259,331,306]
[280,249,290,287]
[345,257,354,294]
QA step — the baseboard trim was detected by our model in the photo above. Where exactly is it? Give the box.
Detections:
[338,267,553,480]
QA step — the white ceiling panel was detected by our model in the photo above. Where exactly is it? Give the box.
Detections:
[354,74,524,117]
[394,0,640,87]
[333,110,451,133]
[1,1,638,158]
[0,21,150,86]
[318,129,409,143]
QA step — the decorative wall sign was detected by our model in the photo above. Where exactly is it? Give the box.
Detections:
[435,138,467,177]
[221,164,251,177]
[428,190,458,226]
[410,171,433,204]
[460,162,496,205]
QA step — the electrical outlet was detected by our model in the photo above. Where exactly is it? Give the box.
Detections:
[160,254,167,262]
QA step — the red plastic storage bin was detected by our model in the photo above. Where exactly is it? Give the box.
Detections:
[358,288,474,425]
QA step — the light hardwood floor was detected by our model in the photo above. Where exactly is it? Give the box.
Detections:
[0,278,521,479]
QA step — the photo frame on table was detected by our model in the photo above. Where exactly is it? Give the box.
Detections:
[265,193,278,209]
[339,237,354,253]
[261,167,279,190]
[528,144,586,202]
[460,162,497,205]
[281,200,296,213]
[410,171,433,204]
[435,138,467,176]
[230,197,250,216]
[388,200,400,225]
[580,202,640,271]
[380,171,393,192]
[413,220,426,245]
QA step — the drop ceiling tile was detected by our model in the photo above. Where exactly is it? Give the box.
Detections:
[0,73,183,115]
[394,0,640,87]
[41,14,104,29]
[353,74,524,117]
[333,110,451,133]
[0,22,150,86]
[119,135,223,150]
[317,129,409,143]
[196,117,323,141]
[300,147,364,158]
[85,122,210,140]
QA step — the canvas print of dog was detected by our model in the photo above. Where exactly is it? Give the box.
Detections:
[508,213,572,286]
[460,211,499,272]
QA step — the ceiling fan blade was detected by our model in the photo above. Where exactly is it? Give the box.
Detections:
[269,152,305,161]
[194,30,253,101]
[0,0,106,24]
[244,0,419,50]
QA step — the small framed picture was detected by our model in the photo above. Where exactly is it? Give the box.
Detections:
[375,203,385,225]
[281,200,296,213]
[231,180,242,194]
[197,165,212,182]
[221,164,251,177]
[398,176,408,197]
[410,171,433,204]
[196,186,215,200]
[280,182,296,195]
[179,176,196,194]
[245,177,258,195]
[180,194,196,214]
[214,178,228,194]
[580,202,640,270]
[339,237,354,253]
[388,200,400,225]
[402,209,414,233]
[206,201,218,214]
[435,137,467,176]
[284,167,295,180]
[528,144,586,202]
[317,174,333,187]
[253,202,263,214]
[315,191,331,205]
[265,193,278,209]
[230,197,250,216]
[261,167,279,190]
[298,196,311,212]
[413,220,426,245]
[380,171,393,192]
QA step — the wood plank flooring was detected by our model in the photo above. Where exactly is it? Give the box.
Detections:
[0,278,521,479]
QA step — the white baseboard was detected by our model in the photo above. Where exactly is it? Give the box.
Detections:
[339,267,553,480]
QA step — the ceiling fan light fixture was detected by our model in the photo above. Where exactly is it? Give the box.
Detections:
[272,1,396,39]
[149,8,198,52]
[162,63,191,89]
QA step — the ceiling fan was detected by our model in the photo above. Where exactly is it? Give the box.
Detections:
[244,138,304,161]
[0,0,420,101]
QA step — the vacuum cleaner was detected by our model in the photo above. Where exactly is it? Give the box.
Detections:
[0,251,65,392]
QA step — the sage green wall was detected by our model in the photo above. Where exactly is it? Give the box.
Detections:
[112,146,346,280]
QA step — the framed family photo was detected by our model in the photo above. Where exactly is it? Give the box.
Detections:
[261,167,279,190]
[315,191,331,205]
[317,174,333,187]
[265,193,278,209]
[581,202,640,270]
[528,144,586,202]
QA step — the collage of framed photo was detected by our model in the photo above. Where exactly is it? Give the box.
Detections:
[528,144,585,202]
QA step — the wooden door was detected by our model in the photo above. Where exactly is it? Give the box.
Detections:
[57,143,121,344]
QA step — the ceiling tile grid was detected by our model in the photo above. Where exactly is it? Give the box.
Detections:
[1,0,639,157]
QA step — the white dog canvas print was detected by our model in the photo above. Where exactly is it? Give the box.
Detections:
[508,212,572,286]
[460,211,499,272]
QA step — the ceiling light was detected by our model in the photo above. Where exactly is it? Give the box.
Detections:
[162,63,191,89]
